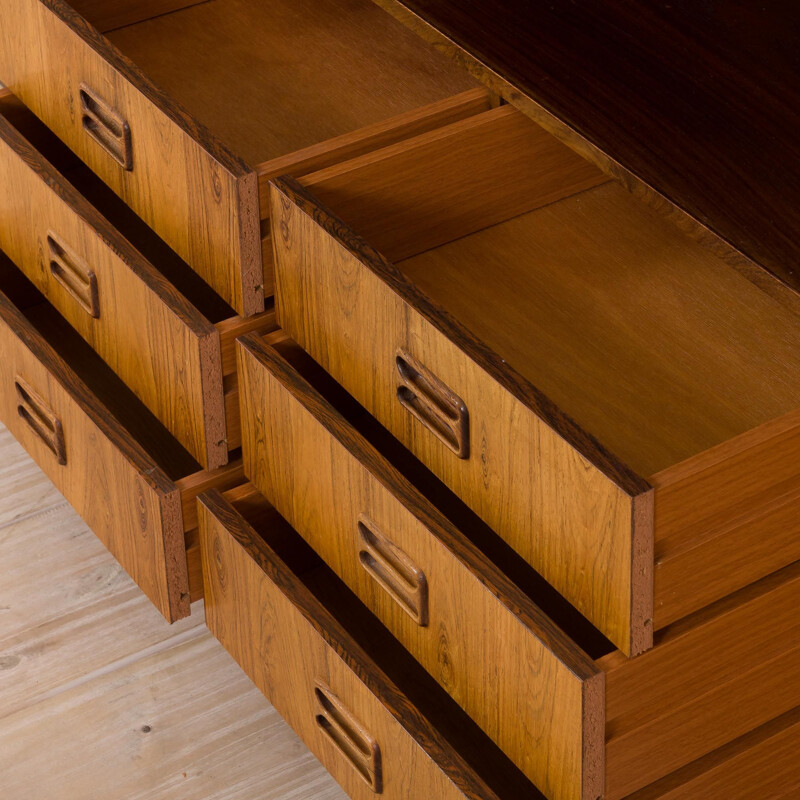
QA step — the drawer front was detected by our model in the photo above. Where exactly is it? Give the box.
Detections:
[0,112,228,469]
[0,287,189,620]
[0,0,262,316]
[237,335,604,800]
[197,489,502,800]
[270,176,653,657]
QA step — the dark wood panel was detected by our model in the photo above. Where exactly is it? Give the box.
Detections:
[372,0,800,303]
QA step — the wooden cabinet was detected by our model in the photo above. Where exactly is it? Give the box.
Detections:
[270,105,800,657]
[0,0,797,798]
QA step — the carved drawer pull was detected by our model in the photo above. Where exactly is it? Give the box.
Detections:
[15,377,67,465]
[395,349,469,458]
[79,83,133,170]
[47,232,100,318]
[358,516,428,626]
[314,682,382,792]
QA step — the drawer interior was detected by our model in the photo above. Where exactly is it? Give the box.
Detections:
[220,482,543,800]
[268,334,616,662]
[96,0,477,169]
[299,105,800,480]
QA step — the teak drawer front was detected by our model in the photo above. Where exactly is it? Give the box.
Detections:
[0,108,228,470]
[271,177,652,657]
[237,336,604,800]
[0,287,189,620]
[0,0,262,316]
[198,489,503,800]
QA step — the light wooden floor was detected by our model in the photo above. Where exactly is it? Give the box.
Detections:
[0,423,346,800]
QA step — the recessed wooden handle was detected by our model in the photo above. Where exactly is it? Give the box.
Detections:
[79,83,133,170]
[47,233,100,318]
[395,349,469,458]
[358,516,429,626]
[15,377,67,465]
[314,683,382,793]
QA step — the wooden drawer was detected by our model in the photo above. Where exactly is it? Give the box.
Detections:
[0,256,244,620]
[0,92,278,469]
[0,0,484,315]
[270,103,800,657]
[236,333,800,800]
[197,485,534,800]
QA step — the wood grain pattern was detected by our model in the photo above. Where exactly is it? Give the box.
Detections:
[368,0,800,309]
[215,308,277,377]
[236,334,604,800]
[71,0,208,32]
[301,105,609,264]
[652,408,800,627]
[255,88,494,216]
[394,182,800,479]
[275,106,800,648]
[106,0,477,168]
[0,0,263,315]
[600,560,800,798]
[625,706,800,800]
[270,176,651,657]
[198,489,503,800]
[0,107,228,469]
[0,490,345,800]
[0,286,189,621]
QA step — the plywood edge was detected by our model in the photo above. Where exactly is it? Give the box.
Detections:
[268,175,650,499]
[629,488,655,656]
[42,0,263,318]
[582,671,605,800]
[234,168,266,316]
[255,87,494,213]
[196,326,227,469]
[160,484,191,621]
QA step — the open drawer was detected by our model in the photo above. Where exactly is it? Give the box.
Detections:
[0,92,278,469]
[270,103,800,656]
[198,484,545,800]
[236,333,800,800]
[0,256,244,620]
[0,0,483,315]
